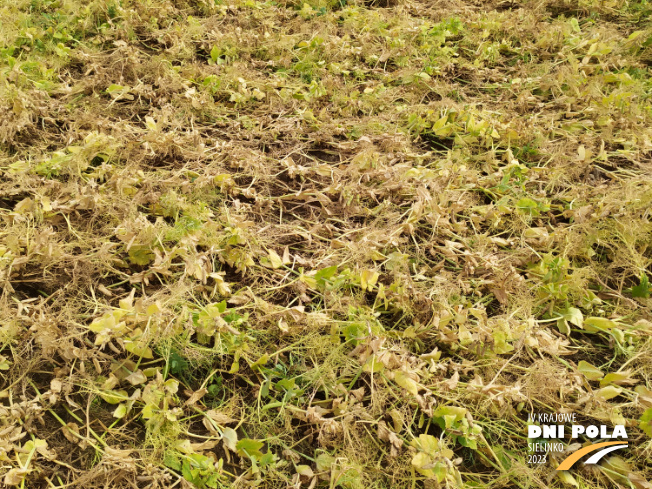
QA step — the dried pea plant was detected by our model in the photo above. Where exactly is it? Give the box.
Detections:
[0,0,651,487]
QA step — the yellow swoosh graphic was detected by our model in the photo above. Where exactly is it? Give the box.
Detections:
[556,441,626,471]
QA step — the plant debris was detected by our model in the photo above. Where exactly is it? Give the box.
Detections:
[1,0,651,487]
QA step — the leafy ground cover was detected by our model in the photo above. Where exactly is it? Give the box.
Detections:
[1,0,652,487]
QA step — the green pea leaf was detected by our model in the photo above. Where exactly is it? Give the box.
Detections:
[578,361,603,381]
[628,273,651,298]
[236,438,264,458]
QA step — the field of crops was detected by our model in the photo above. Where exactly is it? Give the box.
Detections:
[1,0,652,487]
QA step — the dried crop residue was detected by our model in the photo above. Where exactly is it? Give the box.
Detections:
[1,0,652,488]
